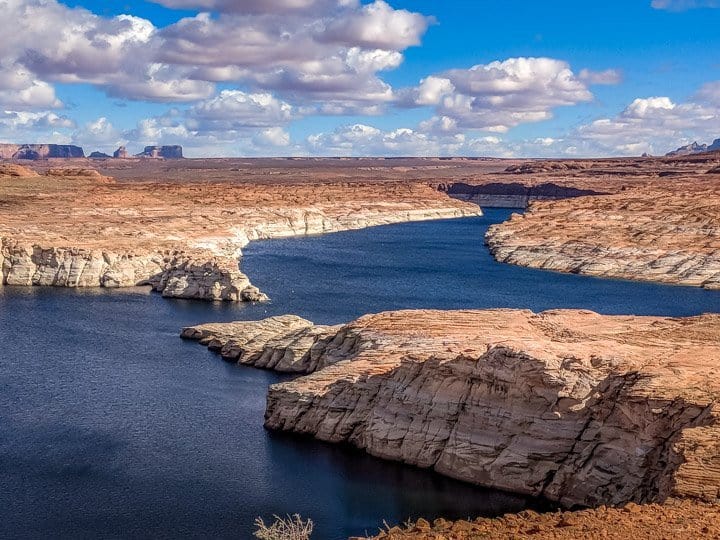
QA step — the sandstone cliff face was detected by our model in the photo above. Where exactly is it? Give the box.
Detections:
[213,309,720,508]
[0,170,479,301]
[136,145,183,159]
[181,315,344,372]
[0,242,264,301]
[0,144,84,159]
[486,187,720,289]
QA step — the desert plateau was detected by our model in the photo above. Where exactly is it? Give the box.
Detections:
[3,1,720,539]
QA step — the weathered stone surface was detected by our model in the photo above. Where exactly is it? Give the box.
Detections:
[181,315,344,372]
[0,164,38,177]
[0,143,84,159]
[363,499,720,540]
[246,309,720,507]
[136,145,183,159]
[0,167,479,301]
[486,187,720,289]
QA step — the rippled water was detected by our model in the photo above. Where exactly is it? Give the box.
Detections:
[1,209,718,539]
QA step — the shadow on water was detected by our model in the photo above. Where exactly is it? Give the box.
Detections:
[1,209,718,539]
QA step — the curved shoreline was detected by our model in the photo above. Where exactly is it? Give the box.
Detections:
[0,168,480,301]
[183,309,720,509]
[485,187,720,290]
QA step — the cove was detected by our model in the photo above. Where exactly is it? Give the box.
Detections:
[1,209,718,540]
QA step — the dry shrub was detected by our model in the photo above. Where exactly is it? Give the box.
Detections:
[254,514,314,540]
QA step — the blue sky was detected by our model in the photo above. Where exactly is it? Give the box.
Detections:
[3,0,720,157]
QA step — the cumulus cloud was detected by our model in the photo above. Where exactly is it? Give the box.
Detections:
[319,1,432,50]
[578,68,623,85]
[156,1,428,112]
[2,0,428,112]
[651,0,720,10]
[564,91,720,155]
[149,0,355,14]
[400,58,598,133]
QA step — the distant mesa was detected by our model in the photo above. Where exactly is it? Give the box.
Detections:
[665,138,720,157]
[135,145,184,159]
[0,143,84,160]
[89,151,111,159]
[113,146,129,159]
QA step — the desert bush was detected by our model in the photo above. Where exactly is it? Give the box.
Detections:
[253,514,314,540]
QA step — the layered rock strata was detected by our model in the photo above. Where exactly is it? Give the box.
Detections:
[181,315,344,372]
[444,182,605,209]
[214,309,720,507]
[0,143,84,159]
[363,500,720,540]
[486,187,720,289]
[0,168,479,301]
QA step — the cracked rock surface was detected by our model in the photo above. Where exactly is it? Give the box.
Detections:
[198,309,720,507]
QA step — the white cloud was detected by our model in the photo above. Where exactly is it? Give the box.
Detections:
[319,0,432,50]
[187,90,294,130]
[578,68,623,85]
[402,58,598,133]
[651,0,720,10]
[253,127,291,147]
[149,0,355,14]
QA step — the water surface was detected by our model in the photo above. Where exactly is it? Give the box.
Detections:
[1,209,718,539]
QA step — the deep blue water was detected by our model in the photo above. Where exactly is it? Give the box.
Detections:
[1,208,719,540]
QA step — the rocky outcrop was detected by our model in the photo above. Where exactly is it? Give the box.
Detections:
[666,138,720,157]
[136,145,183,159]
[363,499,720,539]
[0,242,264,301]
[443,182,606,209]
[666,142,708,157]
[89,151,111,159]
[181,315,343,372]
[113,146,129,159]
[245,309,720,508]
[0,164,38,177]
[0,169,480,301]
[0,143,84,159]
[485,187,720,289]
[504,161,590,174]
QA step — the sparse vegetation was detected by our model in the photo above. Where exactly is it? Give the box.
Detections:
[253,514,314,540]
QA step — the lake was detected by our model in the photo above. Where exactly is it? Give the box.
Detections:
[1,209,718,539]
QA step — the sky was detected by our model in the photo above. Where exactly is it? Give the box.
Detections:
[2,0,720,157]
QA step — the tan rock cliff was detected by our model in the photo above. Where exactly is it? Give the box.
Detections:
[194,309,720,507]
[0,168,479,301]
[486,187,720,289]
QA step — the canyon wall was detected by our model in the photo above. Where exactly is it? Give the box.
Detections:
[0,144,84,159]
[0,169,480,301]
[486,187,720,289]
[201,309,720,508]
[443,182,605,209]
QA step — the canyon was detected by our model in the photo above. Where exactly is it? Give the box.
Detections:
[185,309,720,509]
[4,155,720,536]
[485,185,720,288]
[0,161,479,301]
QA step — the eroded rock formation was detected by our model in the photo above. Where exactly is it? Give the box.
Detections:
[443,182,606,209]
[486,187,720,289]
[136,145,183,159]
[0,168,479,301]
[197,309,720,507]
[181,315,343,372]
[0,144,84,159]
[362,500,720,539]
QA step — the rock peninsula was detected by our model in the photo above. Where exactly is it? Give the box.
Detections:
[486,185,720,289]
[0,163,479,301]
[184,309,720,508]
